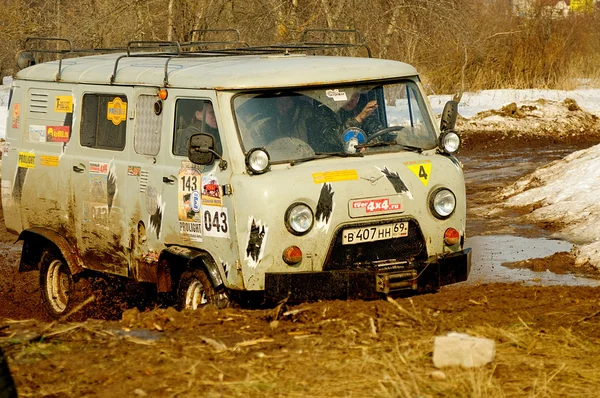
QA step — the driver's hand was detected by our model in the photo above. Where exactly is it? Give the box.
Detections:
[356,100,378,123]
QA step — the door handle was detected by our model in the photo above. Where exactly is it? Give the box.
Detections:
[72,164,85,173]
[163,176,176,184]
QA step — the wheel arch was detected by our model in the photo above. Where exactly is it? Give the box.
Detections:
[157,245,226,293]
[17,227,84,275]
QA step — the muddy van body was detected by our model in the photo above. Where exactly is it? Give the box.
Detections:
[2,37,470,317]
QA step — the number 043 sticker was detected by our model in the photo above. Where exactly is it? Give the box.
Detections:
[203,207,230,238]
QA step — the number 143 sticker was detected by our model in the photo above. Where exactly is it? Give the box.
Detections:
[203,207,230,238]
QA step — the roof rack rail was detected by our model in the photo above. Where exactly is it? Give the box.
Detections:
[300,29,372,58]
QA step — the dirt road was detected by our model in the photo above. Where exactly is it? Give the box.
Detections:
[2,134,600,397]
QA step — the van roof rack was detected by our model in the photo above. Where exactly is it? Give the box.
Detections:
[20,28,372,84]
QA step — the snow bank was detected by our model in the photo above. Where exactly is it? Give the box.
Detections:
[502,144,600,268]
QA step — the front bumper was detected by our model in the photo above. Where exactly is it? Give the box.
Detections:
[265,248,471,301]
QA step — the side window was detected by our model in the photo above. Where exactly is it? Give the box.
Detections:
[134,95,162,156]
[173,99,221,157]
[80,93,127,151]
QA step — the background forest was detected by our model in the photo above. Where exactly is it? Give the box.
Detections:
[2,0,600,94]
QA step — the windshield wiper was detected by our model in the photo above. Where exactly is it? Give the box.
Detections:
[356,141,423,153]
[290,152,363,166]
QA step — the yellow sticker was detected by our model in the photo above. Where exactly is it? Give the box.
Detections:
[107,97,127,126]
[405,161,432,186]
[55,96,73,113]
[18,152,35,169]
[40,155,59,167]
[312,169,358,184]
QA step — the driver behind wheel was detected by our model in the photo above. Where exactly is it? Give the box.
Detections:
[338,91,384,137]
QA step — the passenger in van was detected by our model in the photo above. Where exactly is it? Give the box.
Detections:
[175,101,221,156]
[338,91,384,136]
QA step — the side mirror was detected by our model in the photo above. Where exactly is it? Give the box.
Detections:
[188,133,215,165]
[440,100,458,132]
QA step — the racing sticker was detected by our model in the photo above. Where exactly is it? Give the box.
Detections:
[55,95,73,113]
[326,89,348,102]
[2,142,10,157]
[107,97,127,126]
[378,166,413,199]
[178,165,202,242]
[87,162,110,227]
[405,160,432,187]
[40,155,59,167]
[201,174,222,207]
[17,152,35,169]
[28,125,46,142]
[11,104,20,129]
[46,126,70,142]
[1,180,12,205]
[312,169,358,184]
[245,217,268,268]
[203,207,230,238]
[315,183,335,232]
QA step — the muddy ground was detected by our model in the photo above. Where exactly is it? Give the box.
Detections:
[2,133,600,397]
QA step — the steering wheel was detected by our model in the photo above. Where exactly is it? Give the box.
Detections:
[366,126,405,143]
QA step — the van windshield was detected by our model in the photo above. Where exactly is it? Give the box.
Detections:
[233,81,437,163]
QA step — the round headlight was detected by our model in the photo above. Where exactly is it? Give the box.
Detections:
[440,132,461,154]
[430,188,456,219]
[285,203,314,235]
[246,148,270,174]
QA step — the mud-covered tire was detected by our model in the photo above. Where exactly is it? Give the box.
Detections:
[0,348,18,398]
[39,251,74,319]
[177,268,227,310]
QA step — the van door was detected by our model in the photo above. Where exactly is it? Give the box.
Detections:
[160,93,239,284]
[71,89,132,277]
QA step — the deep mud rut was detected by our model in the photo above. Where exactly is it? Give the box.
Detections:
[2,135,600,397]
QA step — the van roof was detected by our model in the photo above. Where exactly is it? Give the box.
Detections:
[15,53,419,90]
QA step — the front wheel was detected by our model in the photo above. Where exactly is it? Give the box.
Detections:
[39,251,74,319]
[177,268,228,310]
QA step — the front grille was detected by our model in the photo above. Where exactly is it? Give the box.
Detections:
[324,218,426,270]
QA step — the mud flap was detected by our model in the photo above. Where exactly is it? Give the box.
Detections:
[439,248,472,286]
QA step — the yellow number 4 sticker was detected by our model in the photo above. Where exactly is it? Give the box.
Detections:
[407,163,432,186]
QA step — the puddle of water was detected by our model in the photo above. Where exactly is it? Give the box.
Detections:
[463,235,600,286]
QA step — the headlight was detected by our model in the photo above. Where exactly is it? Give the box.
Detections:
[439,131,461,154]
[246,148,270,174]
[429,188,456,219]
[285,203,314,235]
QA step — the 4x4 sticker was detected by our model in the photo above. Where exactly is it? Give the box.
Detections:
[378,167,413,199]
[405,160,432,186]
[316,183,335,232]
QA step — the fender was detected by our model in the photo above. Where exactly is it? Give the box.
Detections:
[17,227,84,275]
[157,245,226,293]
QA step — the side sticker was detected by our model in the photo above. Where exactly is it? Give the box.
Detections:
[12,104,20,129]
[203,207,230,238]
[46,126,70,142]
[29,125,46,142]
[313,169,358,184]
[55,96,73,113]
[1,180,12,205]
[18,152,35,169]
[178,166,202,242]
[40,155,59,167]
[88,161,109,227]
[202,174,222,207]
[107,97,127,126]
[3,142,10,158]
[405,160,432,187]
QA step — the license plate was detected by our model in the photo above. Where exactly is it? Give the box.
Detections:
[342,222,409,245]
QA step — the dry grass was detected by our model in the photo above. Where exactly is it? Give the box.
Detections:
[3,285,600,397]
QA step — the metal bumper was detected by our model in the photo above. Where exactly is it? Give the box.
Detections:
[264,248,471,302]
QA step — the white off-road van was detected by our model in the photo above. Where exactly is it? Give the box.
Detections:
[2,31,470,318]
